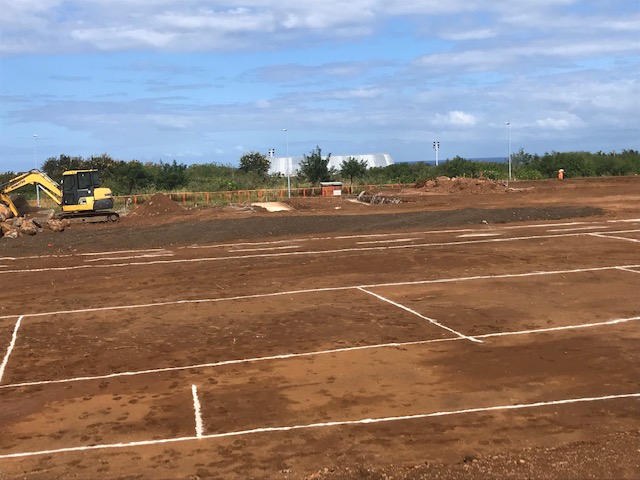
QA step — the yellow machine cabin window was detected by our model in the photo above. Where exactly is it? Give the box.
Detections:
[77,171,92,190]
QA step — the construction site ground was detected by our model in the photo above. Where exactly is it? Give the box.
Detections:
[0,176,639,479]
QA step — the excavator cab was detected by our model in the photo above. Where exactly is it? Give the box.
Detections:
[61,170,114,212]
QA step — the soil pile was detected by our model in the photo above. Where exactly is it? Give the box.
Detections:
[417,176,506,194]
[129,194,184,218]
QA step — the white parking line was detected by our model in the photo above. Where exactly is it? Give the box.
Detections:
[457,233,502,238]
[191,384,204,438]
[356,238,421,245]
[2,263,639,322]
[2,315,637,391]
[0,392,637,460]
[547,226,609,232]
[0,316,23,384]
[85,253,175,262]
[590,233,640,243]
[4,229,638,276]
[358,287,482,343]
[228,245,301,253]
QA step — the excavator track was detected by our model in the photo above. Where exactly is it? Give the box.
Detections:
[57,211,120,223]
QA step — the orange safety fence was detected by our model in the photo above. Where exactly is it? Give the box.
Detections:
[28,184,412,210]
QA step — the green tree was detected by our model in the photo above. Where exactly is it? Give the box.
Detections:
[113,160,153,194]
[154,160,188,191]
[299,146,331,184]
[340,157,368,184]
[0,171,16,186]
[87,153,119,182]
[239,151,271,177]
[439,156,479,178]
[41,154,88,180]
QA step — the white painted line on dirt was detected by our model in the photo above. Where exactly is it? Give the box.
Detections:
[228,245,302,253]
[2,315,639,391]
[478,316,640,339]
[604,228,640,235]
[589,233,640,244]
[546,226,609,232]
[85,253,175,262]
[2,229,631,276]
[0,285,354,321]
[359,263,640,291]
[0,337,459,390]
[0,392,637,460]
[80,249,171,257]
[457,232,502,238]
[356,238,422,245]
[616,267,640,275]
[358,287,482,343]
[0,248,172,262]
[2,263,640,322]
[0,220,621,264]
[0,316,23,385]
[607,218,640,223]
[184,239,315,249]
[192,384,204,438]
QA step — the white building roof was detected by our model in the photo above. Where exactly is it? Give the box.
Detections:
[268,153,394,175]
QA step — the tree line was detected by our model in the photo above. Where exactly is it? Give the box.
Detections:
[1,148,638,197]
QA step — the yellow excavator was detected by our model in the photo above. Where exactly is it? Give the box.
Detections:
[0,169,119,222]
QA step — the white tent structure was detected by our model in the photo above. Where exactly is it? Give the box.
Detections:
[268,153,394,176]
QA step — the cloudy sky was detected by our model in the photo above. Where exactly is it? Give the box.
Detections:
[1,0,639,171]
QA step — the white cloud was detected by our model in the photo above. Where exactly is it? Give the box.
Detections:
[535,117,572,130]
[436,111,477,126]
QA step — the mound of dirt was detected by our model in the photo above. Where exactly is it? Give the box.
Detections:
[129,193,184,218]
[418,176,506,194]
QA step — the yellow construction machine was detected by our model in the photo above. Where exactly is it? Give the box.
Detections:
[0,169,119,222]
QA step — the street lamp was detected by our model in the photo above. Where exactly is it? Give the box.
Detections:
[504,122,511,186]
[283,128,290,198]
[33,134,40,206]
[433,141,440,166]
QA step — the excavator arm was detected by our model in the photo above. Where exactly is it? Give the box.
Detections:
[0,170,62,217]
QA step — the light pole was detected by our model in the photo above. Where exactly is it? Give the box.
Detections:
[433,141,440,166]
[504,122,511,186]
[283,128,290,198]
[33,134,40,206]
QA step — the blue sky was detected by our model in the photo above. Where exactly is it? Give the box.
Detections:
[1,0,639,172]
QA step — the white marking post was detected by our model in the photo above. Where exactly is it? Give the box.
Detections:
[191,384,204,438]
[358,287,482,343]
[0,316,23,384]
[0,392,637,460]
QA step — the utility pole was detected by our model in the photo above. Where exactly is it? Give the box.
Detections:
[33,134,40,207]
[283,128,290,198]
[504,122,511,187]
[433,141,440,166]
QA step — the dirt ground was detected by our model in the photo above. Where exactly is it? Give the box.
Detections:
[1,176,639,479]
